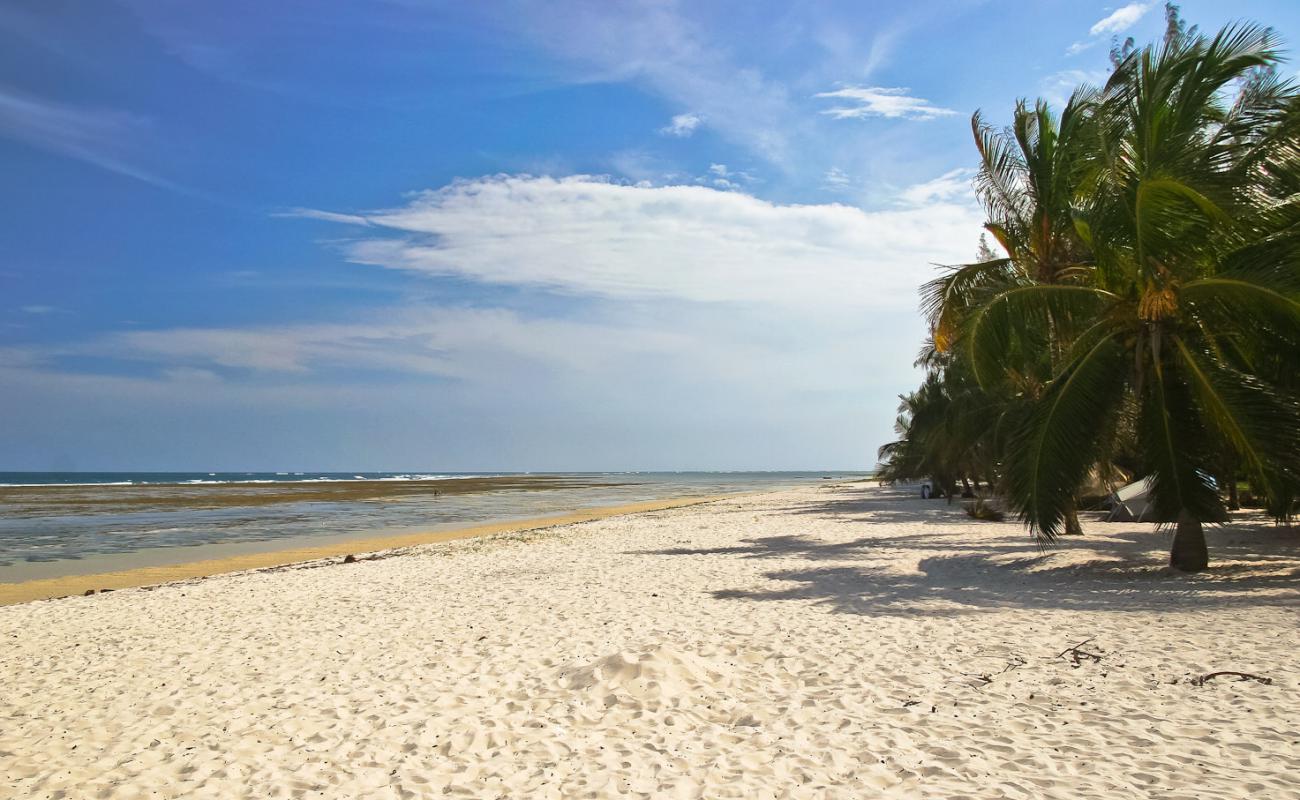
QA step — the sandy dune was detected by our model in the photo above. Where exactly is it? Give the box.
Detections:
[2,484,1297,799]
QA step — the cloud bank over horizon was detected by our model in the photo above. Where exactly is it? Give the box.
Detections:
[3,172,981,469]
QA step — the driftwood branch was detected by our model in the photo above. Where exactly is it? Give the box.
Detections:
[958,672,994,689]
[1055,638,1103,667]
[1192,671,1272,687]
[1000,655,1028,673]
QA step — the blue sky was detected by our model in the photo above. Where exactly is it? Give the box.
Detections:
[3,1,1298,471]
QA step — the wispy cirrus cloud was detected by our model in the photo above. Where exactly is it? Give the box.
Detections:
[0,86,177,189]
[814,86,956,121]
[489,4,795,164]
[467,4,932,170]
[102,1,934,182]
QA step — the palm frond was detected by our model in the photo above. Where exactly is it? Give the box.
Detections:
[919,258,1019,351]
[963,284,1115,387]
[1004,332,1130,540]
[1171,336,1300,503]
[1137,352,1228,523]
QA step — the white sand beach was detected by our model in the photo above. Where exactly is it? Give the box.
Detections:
[2,483,1297,799]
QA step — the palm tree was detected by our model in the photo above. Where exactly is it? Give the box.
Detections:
[963,24,1300,570]
[926,94,1097,353]
[922,93,1100,532]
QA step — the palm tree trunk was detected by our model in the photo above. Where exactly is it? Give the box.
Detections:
[1063,499,1084,536]
[1170,510,1208,572]
[1226,470,1240,510]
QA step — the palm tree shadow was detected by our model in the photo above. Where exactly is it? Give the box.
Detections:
[632,496,1300,616]
[767,487,1005,526]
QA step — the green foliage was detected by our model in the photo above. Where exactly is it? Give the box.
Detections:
[885,12,1300,562]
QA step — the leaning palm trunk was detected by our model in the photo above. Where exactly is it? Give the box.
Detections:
[1063,504,1084,536]
[1171,511,1208,571]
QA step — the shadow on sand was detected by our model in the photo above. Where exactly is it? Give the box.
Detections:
[629,490,1300,617]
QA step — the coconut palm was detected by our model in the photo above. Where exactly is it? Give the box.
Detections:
[925,93,1097,355]
[963,23,1300,570]
[921,92,1102,532]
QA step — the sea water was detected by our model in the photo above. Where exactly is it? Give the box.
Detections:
[0,472,868,581]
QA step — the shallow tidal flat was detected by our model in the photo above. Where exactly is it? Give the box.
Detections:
[0,475,619,515]
[2,484,1297,799]
[0,475,657,586]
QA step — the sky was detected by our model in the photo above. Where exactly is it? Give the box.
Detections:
[3,1,1299,472]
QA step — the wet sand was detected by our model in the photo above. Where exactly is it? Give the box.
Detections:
[0,494,729,605]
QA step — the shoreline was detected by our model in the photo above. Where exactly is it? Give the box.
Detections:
[0,492,735,606]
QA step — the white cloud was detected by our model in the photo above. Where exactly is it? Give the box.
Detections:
[660,112,702,137]
[0,86,177,189]
[3,173,982,469]
[814,86,956,121]
[20,305,60,314]
[897,168,975,206]
[299,175,980,311]
[1066,4,1152,57]
[281,208,372,226]
[1089,3,1153,37]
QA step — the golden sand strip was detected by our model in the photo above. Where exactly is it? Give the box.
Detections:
[0,494,730,606]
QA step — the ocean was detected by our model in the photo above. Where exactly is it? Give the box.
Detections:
[0,471,869,582]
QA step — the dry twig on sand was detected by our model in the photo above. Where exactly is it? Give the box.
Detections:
[1191,671,1272,686]
[1055,638,1103,668]
[959,672,995,688]
[1001,655,1028,673]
